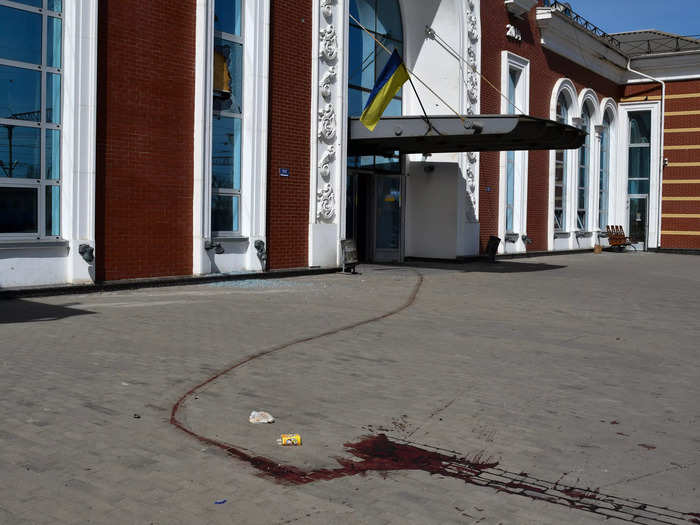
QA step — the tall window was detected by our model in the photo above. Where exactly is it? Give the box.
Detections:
[0,0,62,238]
[598,112,611,229]
[577,105,591,230]
[505,68,520,232]
[348,0,403,173]
[628,111,651,195]
[554,93,569,231]
[212,0,243,235]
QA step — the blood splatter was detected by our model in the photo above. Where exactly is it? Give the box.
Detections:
[219,434,498,485]
[638,443,657,450]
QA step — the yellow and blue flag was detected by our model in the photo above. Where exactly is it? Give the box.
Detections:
[360,49,410,131]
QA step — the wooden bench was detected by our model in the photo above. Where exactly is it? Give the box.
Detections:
[605,225,633,251]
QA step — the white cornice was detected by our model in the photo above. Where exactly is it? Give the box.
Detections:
[627,51,700,83]
[536,8,628,84]
[504,0,538,19]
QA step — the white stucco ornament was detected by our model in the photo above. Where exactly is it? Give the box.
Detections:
[321,0,335,20]
[467,14,479,41]
[467,48,477,71]
[467,151,477,163]
[319,66,336,100]
[317,183,336,221]
[318,103,337,142]
[319,145,336,180]
[319,25,338,62]
[467,73,479,103]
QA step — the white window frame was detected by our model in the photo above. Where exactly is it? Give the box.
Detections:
[617,102,661,248]
[595,98,617,233]
[0,0,62,240]
[575,89,600,234]
[193,0,270,273]
[548,78,579,249]
[498,51,529,253]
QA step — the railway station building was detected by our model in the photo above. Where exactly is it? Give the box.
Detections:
[1,0,699,288]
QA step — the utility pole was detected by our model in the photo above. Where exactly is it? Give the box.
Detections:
[0,124,16,178]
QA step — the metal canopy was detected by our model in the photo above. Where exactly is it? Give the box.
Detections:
[348,115,586,156]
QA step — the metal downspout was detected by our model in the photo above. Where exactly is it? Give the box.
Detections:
[626,58,665,249]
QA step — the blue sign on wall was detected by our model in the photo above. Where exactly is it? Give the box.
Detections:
[279,168,290,177]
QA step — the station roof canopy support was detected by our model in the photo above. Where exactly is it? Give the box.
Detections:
[348,115,586,156]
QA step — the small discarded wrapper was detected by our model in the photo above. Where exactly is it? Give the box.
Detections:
[277,433,301,446]
[249,410,275,424]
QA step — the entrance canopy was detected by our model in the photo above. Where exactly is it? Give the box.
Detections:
[348,115,586,156]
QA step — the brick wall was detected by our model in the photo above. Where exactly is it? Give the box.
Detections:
[96,1,196,281]
[479,3,622,252]
[625,80,700,250]
[266,0,313,269]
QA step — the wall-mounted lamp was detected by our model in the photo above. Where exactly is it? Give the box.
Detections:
[78,244,94,263]
[205,241,225,254]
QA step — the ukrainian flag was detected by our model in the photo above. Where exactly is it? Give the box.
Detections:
[360,49,410,131]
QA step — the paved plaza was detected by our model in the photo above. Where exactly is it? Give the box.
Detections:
[0,252,698,524]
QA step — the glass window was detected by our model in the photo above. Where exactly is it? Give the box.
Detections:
[47,73,61,123]
[47,16,62,69]
[46,128,60,180]
[577,106,591,230]
[46,185,60,236]
[554,93,569,231]
[47,0,62,13]
[0,187,37,233]
[212,116,241,191]
[214,0,241,36]
[348,0,403,172]
[628,111,651,196]
[0,6,41,65]
[212,0,243,235]
[599,113,611,229]
[0,0,62,238]
[0,65,41,120]
[0,126,41,179]
[505,67,521,232]
[213,39,242,114]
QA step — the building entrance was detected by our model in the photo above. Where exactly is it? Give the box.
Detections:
[346,172,403,263]
[628,196,648,249]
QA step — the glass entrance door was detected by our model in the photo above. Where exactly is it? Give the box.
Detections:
[628,196,647,248]
[374,175,402,262]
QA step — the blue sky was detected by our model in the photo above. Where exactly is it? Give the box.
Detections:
[567,1,699,37]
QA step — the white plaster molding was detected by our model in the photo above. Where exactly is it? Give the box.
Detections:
[319,24,338,62]
[319,66,336,100]
[63,0,98,283]
[462,0,481,225]
[547,78,579,249]
[504,0,538,19]
[627,52,700,83]
[192,0,270,274]
[498,51,530,254]
[578,88,600,123]
[536,8,628,84]
[309,0,346,267]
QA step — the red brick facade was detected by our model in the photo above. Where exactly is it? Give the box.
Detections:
[624,80,700,249]
[479,4,623,252]
[265,0,313,270]
[96,1,196,281]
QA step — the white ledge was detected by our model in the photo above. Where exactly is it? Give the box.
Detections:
[0,239,69,250]
[536,8,628,84]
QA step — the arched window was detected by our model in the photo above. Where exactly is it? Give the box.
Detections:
[348,0,403,172]
[599,111,612,229]
[577,104,592,230]
[554,93,569,231]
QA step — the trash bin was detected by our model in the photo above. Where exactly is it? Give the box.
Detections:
[486,235,500,263]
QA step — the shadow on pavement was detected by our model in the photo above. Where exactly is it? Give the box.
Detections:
[395,260,567,273]
[0,299,94,324]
